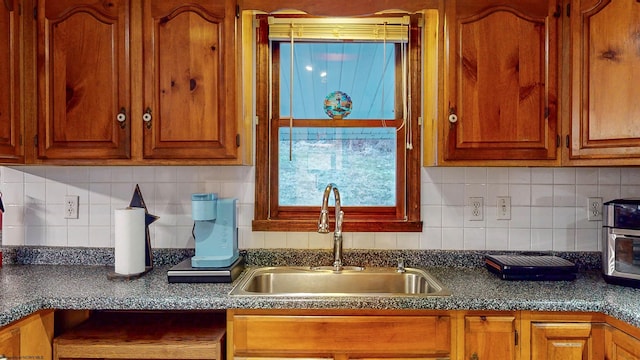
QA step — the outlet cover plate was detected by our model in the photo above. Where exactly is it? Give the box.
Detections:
[588,197,603,221]
[65,195,79,219]
[468,197,484,221]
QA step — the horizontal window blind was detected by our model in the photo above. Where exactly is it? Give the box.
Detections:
[267,16,409,42]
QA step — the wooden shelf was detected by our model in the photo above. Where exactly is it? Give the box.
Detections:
[53,311,225,360]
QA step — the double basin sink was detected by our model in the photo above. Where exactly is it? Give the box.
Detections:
[229,266,451,297]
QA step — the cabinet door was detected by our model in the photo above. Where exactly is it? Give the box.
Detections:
[0,328,19,359]
[37,0,130,160]
[465,315,518,360]
[20,310,54,359]
[141,0,238,160]
[567,0,640,162]
[232,314,450,358]
[606,326,640,360]
[443,0,559,163]
[530,322,604,360]
[0,0,23,163]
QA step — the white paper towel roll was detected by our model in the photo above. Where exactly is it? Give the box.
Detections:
[114,207,146,275]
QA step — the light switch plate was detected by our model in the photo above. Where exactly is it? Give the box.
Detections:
[497,196,511,220]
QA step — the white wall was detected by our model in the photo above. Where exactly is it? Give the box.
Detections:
[2,165,638,251]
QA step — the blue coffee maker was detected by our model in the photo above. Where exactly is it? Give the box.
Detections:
[191,193,239,268]
[167,193,243,283]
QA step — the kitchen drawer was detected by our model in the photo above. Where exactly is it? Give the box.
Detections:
[232,314,450,356]
[235,358,450,360]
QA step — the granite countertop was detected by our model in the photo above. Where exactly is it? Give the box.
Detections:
[2,259,640,329]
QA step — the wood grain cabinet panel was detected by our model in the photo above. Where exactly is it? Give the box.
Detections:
[464,315,518,360]
[35,0,238,163]
[0,327,20,359]
[53,311,225,360]
[442,0,559,163]
[530,322,604,360]
[566,0,640,163]
[605,326,640,360]
[229,311,451,360]
[141,0,237,160]
[36,0,131,160]
[0,0,24,163]
[0,310,53,360]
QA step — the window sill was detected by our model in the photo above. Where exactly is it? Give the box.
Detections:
[252,219,423,232]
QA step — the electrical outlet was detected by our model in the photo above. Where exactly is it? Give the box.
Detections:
[588,197,603,221]
[65,195,79,219]
[469,197,483,221]
[497,196,511,220]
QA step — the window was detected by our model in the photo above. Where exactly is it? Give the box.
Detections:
[253,14,423,232]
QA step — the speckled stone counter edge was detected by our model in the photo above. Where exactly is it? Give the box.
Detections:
[0,246,602,270]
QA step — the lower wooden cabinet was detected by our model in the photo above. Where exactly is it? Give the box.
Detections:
[228,310,640,360]
[2,308,640,360]
[605,325,640,360]
[0,327,20,359]
[228,309,452,360]
[0,310,54,360]
[521,312,607,360]
[530,322,604,359]
[462,314,519,360]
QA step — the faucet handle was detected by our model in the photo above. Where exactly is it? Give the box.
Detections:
[317,209,330,233]
[396,259,406,273]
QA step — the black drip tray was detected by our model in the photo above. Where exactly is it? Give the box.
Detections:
[167,256,245,283]
[485,254,577,281]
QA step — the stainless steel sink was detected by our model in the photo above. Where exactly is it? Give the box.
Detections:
[229,266,451,297]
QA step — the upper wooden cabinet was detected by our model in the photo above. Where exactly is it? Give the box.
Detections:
[141,0,238,160]
[565,0,640,165]
[431,0,640,166]
[35,0,240,164]
[441,0,560,165]
[0,0,24,163]
[36,0,130,161]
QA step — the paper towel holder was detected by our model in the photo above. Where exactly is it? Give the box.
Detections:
[108,184,158,281]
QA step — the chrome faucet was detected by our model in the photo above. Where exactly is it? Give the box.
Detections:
[318,183,344,271]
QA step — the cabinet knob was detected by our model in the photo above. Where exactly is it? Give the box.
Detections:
[470,353,479,360]
[448,106,458,124]
[117,108,127,129]
[143,108,152,129]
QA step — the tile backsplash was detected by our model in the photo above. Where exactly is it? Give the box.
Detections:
[2,166,639,251]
